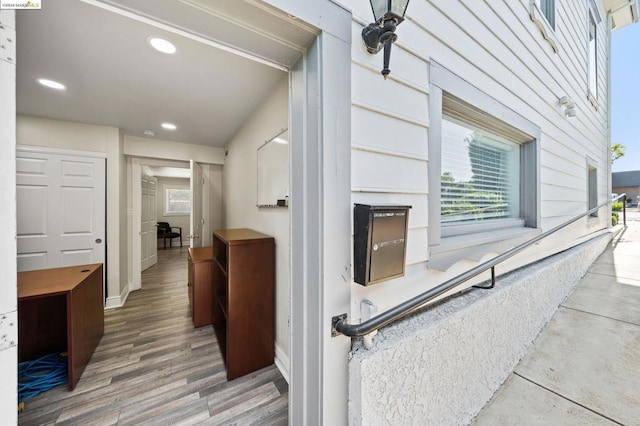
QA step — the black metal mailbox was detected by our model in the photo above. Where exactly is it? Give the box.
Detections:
[354,204,411,286]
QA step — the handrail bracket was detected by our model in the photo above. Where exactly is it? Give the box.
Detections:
[473,266,496,290]
[331,313,348,337]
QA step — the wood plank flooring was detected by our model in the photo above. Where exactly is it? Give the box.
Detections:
[18,247,288,425]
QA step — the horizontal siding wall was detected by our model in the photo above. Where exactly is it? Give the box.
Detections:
[345,0,610,319]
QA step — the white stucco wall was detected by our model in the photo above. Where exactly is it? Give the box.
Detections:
[222,76,291,380]
[349,230,613,425]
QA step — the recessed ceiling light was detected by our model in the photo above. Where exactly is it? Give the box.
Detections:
[37,78,66,90]
[147,36,176,54]
[143,130,155,137]
[161,123,177,130]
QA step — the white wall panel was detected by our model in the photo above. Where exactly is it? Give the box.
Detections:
[351,192,428,229]
[16,186,47,236]
[62,187,94,234]
[405,227,428,265]
[541,185,585,202]
[351,149,427,193]
[540,166,585,190]
[17,116,109,153]
[351,106,428,158]
[345,0,611,319]
[352,63,428,124]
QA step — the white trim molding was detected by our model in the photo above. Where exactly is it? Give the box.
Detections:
[274,344,290,384]
[105,283,130,309]
[16,144,107,159]
[529,0,560,52]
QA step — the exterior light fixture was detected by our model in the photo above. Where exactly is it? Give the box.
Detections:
[558,96,577,118]
[362,0,410,79]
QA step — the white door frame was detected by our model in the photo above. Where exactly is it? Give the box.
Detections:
[287,21,352,425]
[129,157,191,291]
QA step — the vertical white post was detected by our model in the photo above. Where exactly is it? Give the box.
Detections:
[0,10,18,422]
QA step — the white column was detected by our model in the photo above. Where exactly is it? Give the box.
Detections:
[0,10,18,422]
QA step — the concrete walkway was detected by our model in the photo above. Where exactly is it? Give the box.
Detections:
[474,211,640,425]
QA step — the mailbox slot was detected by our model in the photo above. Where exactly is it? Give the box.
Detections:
[354,204,411,286]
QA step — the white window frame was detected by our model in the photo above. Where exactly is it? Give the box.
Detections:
[587,0,602,107]
[428,62,541,270]
[529,0,559,52]
[164,186,191,216]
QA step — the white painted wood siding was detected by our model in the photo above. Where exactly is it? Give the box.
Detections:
[344,0,611,318]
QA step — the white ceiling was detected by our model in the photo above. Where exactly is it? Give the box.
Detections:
[15,0,314,148]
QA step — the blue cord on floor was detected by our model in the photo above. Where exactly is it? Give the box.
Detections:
[18,353,68,403]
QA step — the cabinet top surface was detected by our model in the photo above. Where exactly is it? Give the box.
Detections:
[18,263,103,299]
[189,246,213,262]
[213,228,274,245]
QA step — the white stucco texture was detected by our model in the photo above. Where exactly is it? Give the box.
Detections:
[349,231,614,426]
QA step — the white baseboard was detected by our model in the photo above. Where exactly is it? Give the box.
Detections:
[274,344,290,384]
[104,283,130,309]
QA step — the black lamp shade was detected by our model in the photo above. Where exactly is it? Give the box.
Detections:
[370,0,409,23]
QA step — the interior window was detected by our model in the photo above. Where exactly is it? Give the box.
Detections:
[165,187,191,215]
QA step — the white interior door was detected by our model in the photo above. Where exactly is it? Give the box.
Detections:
[16,149,106,272]
[141,174,157,271]
[190,160,203,248]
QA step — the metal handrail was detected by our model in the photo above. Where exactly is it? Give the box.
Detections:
[334,193,627,337]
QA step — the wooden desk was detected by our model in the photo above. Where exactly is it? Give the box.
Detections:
[18,263,104,391]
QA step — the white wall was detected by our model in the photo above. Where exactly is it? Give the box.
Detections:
[0,10,17,423]
[340,0,612,321]
[222,77,291,379]
[205,164,223,246]
[17,115,128,302]
[156,176,190,247]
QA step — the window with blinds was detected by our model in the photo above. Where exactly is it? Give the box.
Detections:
[441,115,521,225]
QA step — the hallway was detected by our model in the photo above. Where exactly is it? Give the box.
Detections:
[18,247,288,425]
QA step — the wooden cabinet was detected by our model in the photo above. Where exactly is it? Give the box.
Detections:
[188,247,214,328]
[212,228,275,380]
